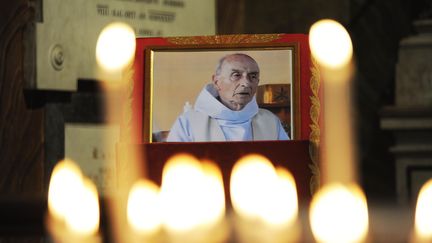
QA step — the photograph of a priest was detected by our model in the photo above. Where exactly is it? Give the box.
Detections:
[166,53,289,142]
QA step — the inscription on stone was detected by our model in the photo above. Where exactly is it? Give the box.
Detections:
[149,10,176,22]
[33,0,215,91]
[65,124,120,194]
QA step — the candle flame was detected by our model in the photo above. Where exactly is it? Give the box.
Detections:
[48,159,84,221]
[200,161,226,226]
[310,183,368,243]
[230,154,277,220]
[230,154,298,226]
[127,179,162,234]
[64,178,100,235]
[267,167,298,226]
[160,154,225,232]
[309,19,353,69]
[48,159,100,236]
[415,179,432,239]
[96,22,136,73]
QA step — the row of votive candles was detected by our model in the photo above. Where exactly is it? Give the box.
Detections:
[47,154,432,243]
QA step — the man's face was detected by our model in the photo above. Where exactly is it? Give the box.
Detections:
[213,55,260,111]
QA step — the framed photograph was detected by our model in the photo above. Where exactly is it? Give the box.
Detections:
[119,34,322,195]
[128,34,319,144]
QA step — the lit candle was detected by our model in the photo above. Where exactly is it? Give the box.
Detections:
[230,154,300,243]
[95,21,138,187]
[412,179,432,242]
[47,159,101,243]
[309,183,369,243]
[160,154,228,243]
[96,22,136,82]
[95,22,139,242]
[64,178,100,236]
[127,179,162,243]
[309,19,356,184]
[200,160,227,228]
[48,159,84,222]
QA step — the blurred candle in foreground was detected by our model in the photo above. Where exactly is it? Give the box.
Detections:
[160,154,227,243]
[272,167,299,226]
[413,179,432,242]
[309,19,353,70]
[309,183,369,243]
[65,178,100,235]
[230,154,299,243]
[48,159,84,222]
[309,19,356,184]
[127,179,162,243]
[96,22,136,79]
[127,180,162,233]
[95,21,137,243]
[200,161,226,227]
[47,159,101,243]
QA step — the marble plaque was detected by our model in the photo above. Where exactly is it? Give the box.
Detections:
[33,0,215,90]
[65,123,120,194]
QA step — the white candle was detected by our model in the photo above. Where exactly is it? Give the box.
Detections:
[412,179,432,242]
[160,154,228,243]
[309,19,356,184]
[230,154,300,243]
[309,183,369,243]
[127,179,162,243]
[64,178,100,236]
[309,18,369,243]
[95,21,140,243]
[47,159,101,243]
[48,159,84,222]
[96,22,136,82]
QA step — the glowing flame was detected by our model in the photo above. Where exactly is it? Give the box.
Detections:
[48,159,100,236]
[127,179,162,234]
[310,183,369,243]
[265,167,298,226]
[415,179,432,239]
[64,178,100,235]
[96,22,136,72]
[48,159,84,221]
[309,19,353,69]
[230,154,277,220]
[230,154,298,225]
[160,154,225,232]
[200,161,226,226]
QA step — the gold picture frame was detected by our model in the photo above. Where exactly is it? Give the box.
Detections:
[120,34,322,196]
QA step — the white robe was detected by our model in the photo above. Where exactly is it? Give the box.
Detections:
[166,84,289,142]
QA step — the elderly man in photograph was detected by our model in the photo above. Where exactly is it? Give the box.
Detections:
[166,53,289,142]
